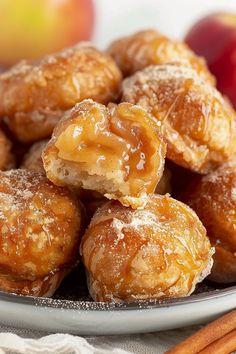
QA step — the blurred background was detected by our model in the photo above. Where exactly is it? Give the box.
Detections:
[1,0,236,105]
[94,0,236,46]
[1,0,236,65]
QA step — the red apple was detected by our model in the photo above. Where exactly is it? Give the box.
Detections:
[0,0,94,67]
[185,13,236,108]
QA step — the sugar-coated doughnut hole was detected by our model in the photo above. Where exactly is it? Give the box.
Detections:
[0,43,122,142]
[81,194,213,302]
[108,29,215,84]
[0,169,83,296]
[122,64,236,173]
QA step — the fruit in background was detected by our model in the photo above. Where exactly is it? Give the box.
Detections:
[0,0,94,67]
[185,12,236,109]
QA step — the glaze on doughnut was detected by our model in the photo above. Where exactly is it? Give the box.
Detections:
[108,29,215,84]
[43,100,166,208]
[0,43,122,142]
[122,64,236,173]
[81,194,213,302]
[0,169,83,296]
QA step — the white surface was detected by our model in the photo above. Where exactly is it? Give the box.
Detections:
[93,0,236,48]
[0,326,200,354]
[0,333,130,354]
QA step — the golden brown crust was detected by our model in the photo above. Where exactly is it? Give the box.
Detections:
[4,110,63,144]
[122,64,236,173]
[183,159,236,283]
[0,129,15,170]
[43,99,166,208]
[0,269,68,297]
[107,29,215,84]
[0,169,82,296]
[81,194,213,302]
[21,140,48,174]
[0,43,122,143]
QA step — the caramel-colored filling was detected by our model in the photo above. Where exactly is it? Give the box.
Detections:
[55,103,164,195]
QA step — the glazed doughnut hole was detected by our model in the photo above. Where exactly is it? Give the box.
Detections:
[0,43,122,142]
[0,169,83,296]
[81,194,213,302]
[122,63,236,173]
[108,29,215,84]
[43,99,166,208]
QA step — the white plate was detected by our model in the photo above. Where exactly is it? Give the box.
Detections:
[0,285,236,335]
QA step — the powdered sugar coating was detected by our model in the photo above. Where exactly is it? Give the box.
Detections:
[107,29,215,84]
[0,43,122,142]
[81,194,213,302]
[122,63,236,173]
[0,169,82,296]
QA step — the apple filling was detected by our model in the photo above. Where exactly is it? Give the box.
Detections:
[43,100,166,207]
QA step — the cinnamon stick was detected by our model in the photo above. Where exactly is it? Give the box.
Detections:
[165,309,236,354]
[198,329,236,354]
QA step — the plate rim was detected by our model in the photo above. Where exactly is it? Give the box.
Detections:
[0,285,235,311]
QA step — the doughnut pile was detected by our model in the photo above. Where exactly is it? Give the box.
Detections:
[2,27,236,302]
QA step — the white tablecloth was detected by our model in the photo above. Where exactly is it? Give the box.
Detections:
[0,324,200,354]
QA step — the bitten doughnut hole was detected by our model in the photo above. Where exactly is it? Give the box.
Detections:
[43,99,166,208]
